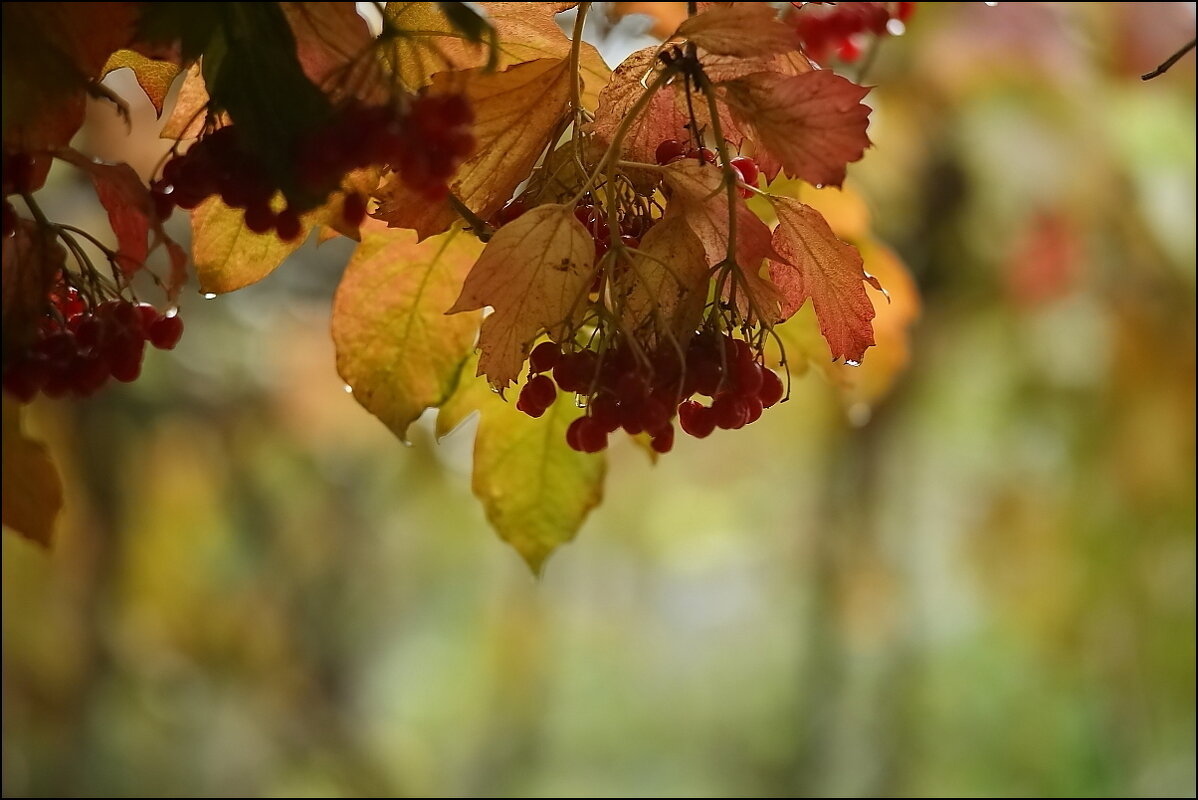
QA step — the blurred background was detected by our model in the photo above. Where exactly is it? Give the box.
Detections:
[3,2,1194,796]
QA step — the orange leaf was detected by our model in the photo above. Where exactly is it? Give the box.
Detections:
[160,63,210,141]
[676,4,800,58]
[281,2,377,97]
[768,197,875,364]
[101,49,180,116]
[375,58,574,239]
[722,70,871,188]
[448,205,594,388]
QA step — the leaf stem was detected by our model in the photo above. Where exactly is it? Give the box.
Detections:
[447,193,493,241]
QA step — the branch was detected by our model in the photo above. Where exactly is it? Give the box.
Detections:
[1142,37,1196,81]
[447,193,492,241]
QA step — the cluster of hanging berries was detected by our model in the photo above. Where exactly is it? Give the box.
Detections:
[788,2,916,63]
[152,92,474,241]
[654,139,760,198]
[517,333,785,455]
[2,285,183,402]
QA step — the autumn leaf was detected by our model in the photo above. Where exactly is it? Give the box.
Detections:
[281,2,377,99]
[2,2,137,150]
[448,204,594,388]
[160,63,210,141]
[614,217,709,345]
[101,49,179,116]
[722,70,871,188]
[57,149,154,274]
[438,364,605,573]
[332,224,482,442]
[675,4,800,58]
[768,197,876,364]
[2,398,63,547]
[662,161,782,321]
[375,57,574,240]
[190,198,310,294]
[2,219,65,362]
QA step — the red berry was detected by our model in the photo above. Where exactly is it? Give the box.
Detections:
[712,395,749,430]
[650,424,675,454]
[523,374,557,409]
[678,400,716,439]
[516,393,546,418]
[729,156,759,187]
[496,198,527,226]
[567,416,607,453]
[4,201,18,237]
[588,393,621,433]
[759,369,784,408]
[151,189,174,221]
[133,303,159,337]
[685,147,717,164]
[655,139,686,165]
[554,350,597,393]
[244,203,276,235]
[744,396,764,425]
[148,314,184,350]
[529,341,561,373]
[275,208,303,242]
[5,152,37,194]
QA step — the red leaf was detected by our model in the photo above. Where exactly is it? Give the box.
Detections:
[57,150,151,274]
[722,70,871,188]
[768,198,876,363]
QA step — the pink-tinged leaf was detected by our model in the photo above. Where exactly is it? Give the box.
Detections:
[676,4,800,58]
[662,161,782,321]
[281,3,378,99]
[768,197,876,363]
[160,64,210,141]
[447,205,594,388]
[2,398,63,547]
[722,70,871,187]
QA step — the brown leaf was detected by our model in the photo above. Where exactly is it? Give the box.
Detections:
[2,219,65,362]
[722,70,871,188]
[2,2,137,150]
[662,161,782,321]
[2,397,63,547]
[448,204,594,388]
[332,223,482,441]
[676,4,800,58]
[614,217,708,345]
[375,58,574,239]
[101,49,180,116]
[768,197,875,363]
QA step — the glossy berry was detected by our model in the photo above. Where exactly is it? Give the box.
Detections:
[529,341,562,373]
[655,139,686,165]
[759,369,785,408]
[148,315,184,350]
[275,208,302,242]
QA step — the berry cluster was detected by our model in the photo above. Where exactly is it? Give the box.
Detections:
[153,93,474,240]
[517,334,785,454]
[790,2,915,63]
[2,286,183,402]
[654,140,760,198]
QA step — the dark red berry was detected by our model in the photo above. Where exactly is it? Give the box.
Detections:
[529,341,561,373]
[655,139,686,165]
[342,192,367,228]
[713,395,749,430]
[275,208,303,242]
[523,374,557,409]
[678,400,716,439]
[650,424,675,454]
[148,315,184,350]
[729,156,759,187]
[759,369,784,408]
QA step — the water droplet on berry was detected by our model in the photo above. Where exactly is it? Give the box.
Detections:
[814,184,825,190]
[203,292,217,299]
[843,359,861,368]
[165,307,179,318]
[343,384,354,394]
[886,19,905,35]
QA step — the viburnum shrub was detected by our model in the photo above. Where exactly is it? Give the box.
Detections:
[2,1,919,569]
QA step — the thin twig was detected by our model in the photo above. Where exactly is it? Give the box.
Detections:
[1142,38,1196,80]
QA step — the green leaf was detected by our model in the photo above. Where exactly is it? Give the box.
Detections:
[332,224,482,442]
[2,398,63,547]
[449,377,605,573]
[190,197,309,294]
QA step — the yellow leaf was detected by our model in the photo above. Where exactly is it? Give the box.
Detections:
[448,204,594,388]
[190,198,310,294]
[471,386,605,573]
[375,57,574,239]
[675,4,799,58]
[332,223,482,441]
[2,398,62,547]
[102,50,180,116]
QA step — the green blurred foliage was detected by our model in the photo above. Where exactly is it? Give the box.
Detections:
[3,3,1194,797]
